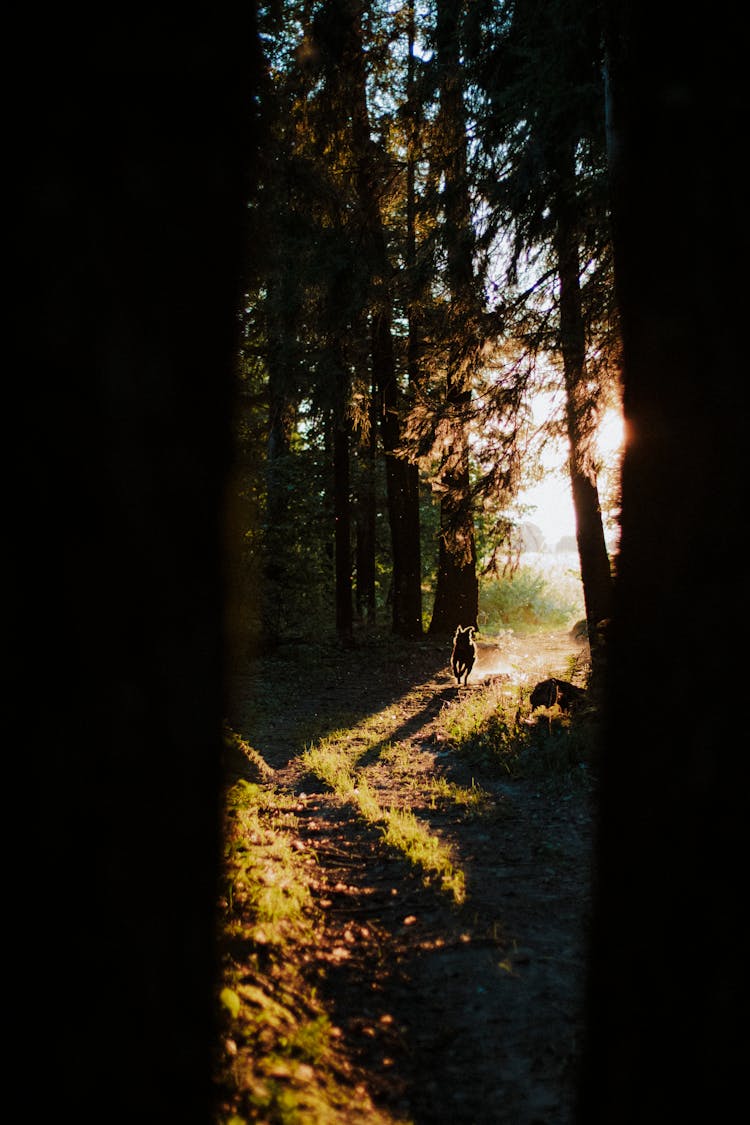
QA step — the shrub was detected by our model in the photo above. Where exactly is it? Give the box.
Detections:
[479,562,584,632]
[436,681,597,786]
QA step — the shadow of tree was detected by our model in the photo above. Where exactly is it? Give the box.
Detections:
[351,685,457,770]
[228,635,453,769]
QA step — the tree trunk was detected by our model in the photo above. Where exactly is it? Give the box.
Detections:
[428,0,479,637]
[354,402,377,626]
[331,352,354,645]
[373,308,424,637]
[333,411,354,645]
[429,482,479,634]
[402,0,425,637]
[15,7,259,1121]
[579,4,745,1120]
[345,1,423,638]
[554,172,613,687]
[261,313,297,651]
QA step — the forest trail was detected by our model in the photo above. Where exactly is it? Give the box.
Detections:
[223,628,594,1124]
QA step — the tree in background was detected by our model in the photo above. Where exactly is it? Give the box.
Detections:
[232,0,623,656]
[425,0,482,635]
[466,0,617,682]
[234,7,344,652]
[342,0,424,638]
[238,0,428,647]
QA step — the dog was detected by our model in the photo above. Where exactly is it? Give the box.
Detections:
[451,625,476,686]
[529,677,585,713]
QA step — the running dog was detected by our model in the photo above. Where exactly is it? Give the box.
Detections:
[451,625,476,686]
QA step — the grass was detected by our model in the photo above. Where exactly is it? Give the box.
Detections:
[222,781,311,938]
[215,629,595,1122]
[215,774,411,1125]
[302,725,473,905]
[379,806,466,903]
[432,676,597,788]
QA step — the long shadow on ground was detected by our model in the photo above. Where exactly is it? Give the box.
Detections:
[227,634,453,769]
[224,630,591,1124]
[287,782,586,1125]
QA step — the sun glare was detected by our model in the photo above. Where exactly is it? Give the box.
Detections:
[596,407,626,460]
[518,404,625,549]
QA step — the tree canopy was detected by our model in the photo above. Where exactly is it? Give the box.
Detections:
[231,0,622,666]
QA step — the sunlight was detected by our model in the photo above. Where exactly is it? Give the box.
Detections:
[596,406,626,461]
[301,693,473,904]
[519,403,625,549]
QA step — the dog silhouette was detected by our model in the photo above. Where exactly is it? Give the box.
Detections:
[451,625,476,685]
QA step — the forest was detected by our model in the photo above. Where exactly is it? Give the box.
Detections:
[229,0,620,685]
[16,1,746,1124]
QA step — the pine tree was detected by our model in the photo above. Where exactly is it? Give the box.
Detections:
[468,0,617,676]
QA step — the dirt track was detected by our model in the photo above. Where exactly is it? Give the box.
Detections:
[226,629,594,1124]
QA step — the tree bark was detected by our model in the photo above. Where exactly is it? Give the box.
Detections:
[333,409,354,645]
[14,7,259,1121]
[373,308,424,637]
[428,0,479,636]
[262,297,297,650]
[554,164,613,687]
[354,399,377,626]
[428,497,479,634]
[344,0,423,638]
[579,3,746,1120]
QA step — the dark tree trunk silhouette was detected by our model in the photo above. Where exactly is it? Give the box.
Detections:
[428,425,479,635]
[372,306,424,638]
[554,151,613,687]
[579,4,745,1121]
[428,0,479,637]
[402,0,426,635]
[15,7,259,1122]
[333,361,354,646]
[262,291,298,650]
[345,0,423,639]
[354,397,377,626]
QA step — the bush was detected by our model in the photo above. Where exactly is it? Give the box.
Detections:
[437,683,598,786]
[479,562,584,632]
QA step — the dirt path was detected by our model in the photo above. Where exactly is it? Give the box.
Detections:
[226,629,594,1124]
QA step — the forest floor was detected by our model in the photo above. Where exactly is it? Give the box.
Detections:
[219,626,596,1125]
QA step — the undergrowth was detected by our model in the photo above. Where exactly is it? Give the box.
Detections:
[215,636,595,1122]
[479,563,584,632]
[434,678,597,789]
[215,767,408,1125]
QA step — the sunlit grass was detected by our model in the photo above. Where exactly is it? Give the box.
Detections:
[424,775,492,811]
[222,779,315,944]
[380,807,466,904]
[437,686,526,774]
[216,771,411,1125]
[434,677,597,787]
[303,735,359,795]
[302,718,473,904]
